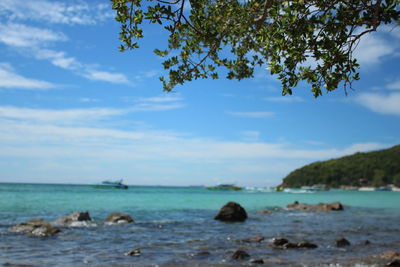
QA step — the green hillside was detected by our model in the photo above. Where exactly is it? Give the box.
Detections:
[282,145,400,188]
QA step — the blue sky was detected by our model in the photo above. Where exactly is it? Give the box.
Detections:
[0,0,399,187]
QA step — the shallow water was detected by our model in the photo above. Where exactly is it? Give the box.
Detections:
[1,183,399,266]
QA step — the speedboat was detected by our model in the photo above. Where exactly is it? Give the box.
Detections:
[93,179,128,189]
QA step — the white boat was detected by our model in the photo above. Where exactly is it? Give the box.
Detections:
[358,187,376,191]
[93,179,128,189]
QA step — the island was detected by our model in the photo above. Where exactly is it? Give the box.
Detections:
[281,144,400,189]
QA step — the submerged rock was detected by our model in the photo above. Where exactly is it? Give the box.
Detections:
[336,238,351,247]
[250,259,265,264]
[214,202,247,222]
[53,211,93,227]
[125,248,141,257]
[232,250,250,260]
[271,237,289,247]
[287,201,344,212]
[105,212,134,224]
[243,235,265,243]
[271,237,317,249]
[9,218,60,237]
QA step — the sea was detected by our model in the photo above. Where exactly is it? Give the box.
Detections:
[0,183,399,266]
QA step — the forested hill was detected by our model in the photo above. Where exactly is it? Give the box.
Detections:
[282,145,400,188]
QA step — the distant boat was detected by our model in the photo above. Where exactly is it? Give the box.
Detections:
[93,179,128,189]
[301,184,327,192]
[205,184,242,191]
[358,187,376,191]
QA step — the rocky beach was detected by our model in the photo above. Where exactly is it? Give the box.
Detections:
[1,183,400,266]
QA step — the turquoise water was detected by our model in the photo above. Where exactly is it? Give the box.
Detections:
[1,183,400,266]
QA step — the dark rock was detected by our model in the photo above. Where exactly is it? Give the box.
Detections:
[250,259,264,264]
[125,248,141,256]
[195,251,211,256]
[386,260,400,266]
[287,201,344,212]
[243,236,265,243]
[282,242,299,249]
[53,211,93,227]
[296,241,318,249]
[363,240,371,245]
[232,250,250,260]
[336,238,351,247]
[105,212,134,224]
[9,218,60,237]
[272,238,317,249]
[271,237,289,247]
[214,202,247,222]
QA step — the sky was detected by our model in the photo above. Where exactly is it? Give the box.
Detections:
[0,0,399,187]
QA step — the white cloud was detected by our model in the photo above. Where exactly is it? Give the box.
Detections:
[354,31,397,66]
[0,63,54,89]
[355,92,400,116]
[0,22,130,85]
[387,80,400,90]
[0,105,390,186]
[83,70,130,84]
[0,23,66,48]
[0,106,128,125]
[226,111,275,118]
[0,0,113,25]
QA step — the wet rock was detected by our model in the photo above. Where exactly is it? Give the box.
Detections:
[363,240,371,245]
[9,218,60,237]
[336,238,351,247]
[386,259,400,266]
[380,251,400,260]
[296,241,318,249]
[282,242,299,249]
[271,237,289,247]
[243,235,265,243]
[287,201,344,212]
[272,237,317,249]
[250,258,264,264]
[125,248,141,256]
[53,211,93,227]
[232,249,250,260]
[105,212,134,224]
[214,202,247,222]
[258,210,272,215]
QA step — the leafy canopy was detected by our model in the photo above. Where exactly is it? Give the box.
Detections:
[111,0,399,97]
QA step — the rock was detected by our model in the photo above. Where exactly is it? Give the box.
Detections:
[9,218,60,237]
[282,242,299,249]
[272,237,317,249]
[287,201,343,212]
[214,202,247,222]
[386,260,400,266]
[363,240,371,245]
[336,238,351,247]
[243,236,265,243]
[250,259,264,264]
[105,212,134,224]
[232,250,250,260]
[381,251,400,260]
[296,241,318,249]
[53,211,93,227]
[258,210,272,215]
[271,237,289,247]
[125,248,141,256]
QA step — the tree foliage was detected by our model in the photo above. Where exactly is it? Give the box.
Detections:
[282,144,400,188]
[111,0,400,96]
